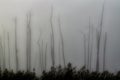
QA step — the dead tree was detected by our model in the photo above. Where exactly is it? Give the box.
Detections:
[7,32,10,70]
[45,44,47,71]
[2,27,6,70]
[83,34,87,69]
[103,32,107,71]
[14,17,19,71]
[89,25,94,71]
[79,31,87,69]
[26,12,32,71]
[38,40,47,72]
[41,41,48,71]
[41,40,44,71]
[96,0,105,72]
[50,6,55,67]
[0,37,2,69]
[37,39,42,72]
[87,17,91,70]
[58,41,61,65]
[58,16,66,67]
[0,37,3,70]
[37,30,43,72]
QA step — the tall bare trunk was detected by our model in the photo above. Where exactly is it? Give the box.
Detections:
[41,40,44,71]
[37,40,42,72]
[7,32,10,70]
[0,37,3,70]
[3,28,6,70]
[103,32,107,71]
[87,18,91,70]
[50,6,55,66]
[83,34,87,68]
[45,44,47,71]
[58,16,66,67]
[37,31,43,72]
[26,12,32,71]
[79,30,87,69]
[14,17,19,71]
[58,41,61,65]
[0,37,2,70]
[89,26,93,71]
[96,0,105,72]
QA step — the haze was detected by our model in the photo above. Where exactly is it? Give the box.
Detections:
[0,0,120,74]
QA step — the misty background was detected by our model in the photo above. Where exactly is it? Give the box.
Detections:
[0,0,120,75]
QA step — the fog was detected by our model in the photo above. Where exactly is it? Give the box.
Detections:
[0,0,120,74]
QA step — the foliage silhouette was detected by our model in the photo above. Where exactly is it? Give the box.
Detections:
[0,63,120,80]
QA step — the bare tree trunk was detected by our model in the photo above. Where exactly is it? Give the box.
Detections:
[96,29,99,72]
[37,40,42,72]
[41,40,44,71]
[87,18,91,70]
[83,34,87,69]
[3,28,6,70]
[45,44,47,71]
[96,0,105,72]
[26,12,32,71]
[0,37,3,70]
[14,17,19,71]
[58,16,66,67]
[103,32,107,71]
[0,38,1,68]
[37,30,43,72]
[50,6,55,67]
[89,26,94,71]
[79,30,87,69]
[58,41,61,65]
[7,32,11,70]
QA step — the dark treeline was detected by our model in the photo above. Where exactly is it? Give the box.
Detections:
[0,63,120,80]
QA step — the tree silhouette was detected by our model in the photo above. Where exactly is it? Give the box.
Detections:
[103,32,107,71]
[14,17,19,71]
[96,0,106,72]
[26,12,32,71]
[58,16,66,67]
[7,32,11,70]
[50,6,55,67]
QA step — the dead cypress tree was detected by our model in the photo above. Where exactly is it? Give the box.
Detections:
[96,0,105,72]
[14,17,19,71]
[37,30,43,72]
[58,16,66,67]
[7,32,10,70]
[96,28,99,71]
[45,44,47,71]
[83,34,87,69]
[89,26,94,71]
[50,6,55,67]
[0,37,3,69]
[79,31,87,69]
[2,27,6,70]
[87,17,91,70]
[42,42,48,71]
[41,40,44,71]
[103,32,107,71]
[37,39,42,72]
[0,37,2,69]
[26,12,32,71]
[58,41,61,65]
